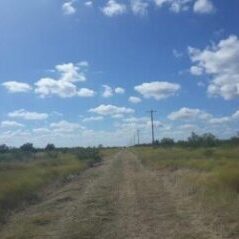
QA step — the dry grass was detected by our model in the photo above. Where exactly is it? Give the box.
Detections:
[133,146,239,238]
[0,152,97,222]
[134,146,239,192]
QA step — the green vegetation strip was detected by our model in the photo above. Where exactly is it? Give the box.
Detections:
[0,149,101,223]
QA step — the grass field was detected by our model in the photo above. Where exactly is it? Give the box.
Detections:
[133,146,239,236]
[134,146,239,192]
[0,149,101,223]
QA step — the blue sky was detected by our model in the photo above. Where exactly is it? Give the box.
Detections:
[0,0,239,147]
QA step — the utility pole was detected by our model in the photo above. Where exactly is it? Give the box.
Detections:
[137,129,140,145]
[147,110,157,144]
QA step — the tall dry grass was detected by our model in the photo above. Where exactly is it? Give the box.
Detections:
[133,146,239,237]
[0,151,99,222]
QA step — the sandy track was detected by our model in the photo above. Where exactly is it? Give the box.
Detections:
[0,150,221,239]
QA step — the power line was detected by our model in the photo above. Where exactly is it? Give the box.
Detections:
[147,110,157,144]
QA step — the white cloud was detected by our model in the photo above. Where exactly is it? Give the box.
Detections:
[8,109,48,120]
[102,85,113,98]
[190,66,203,75]
[232,110,239,119]
[1,121,24,128]
[168,107,211,120]
[154,0,216,14]
[89,104,134,116]
[50,120,83,133]
[82,116,104,122]
[129,96,142,104]
[169,0,192,13]
[32,128,50,134]
[131,0,149,16]
[135,81,180,100]
[154,0,192,13]
[2,81,32,93]
[35,62,89,98]
[188,35,239,100]
[77,88,96,97]
[111,114,124,119]
[55,62,87,82]
[179,124,197,130]
[85,1,93,7]
[62,1,76,15]
[169,108,238,125]
[209,117,230,124]
[154,0,171,7]
[115,87,125,94]
[102,0,127,17]
[193,0,215,14]
[35,77,77,98]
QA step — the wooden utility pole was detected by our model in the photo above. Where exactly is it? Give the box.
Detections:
[147,110,157,144]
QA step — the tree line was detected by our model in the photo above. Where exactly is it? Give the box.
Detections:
[141,132,239,148]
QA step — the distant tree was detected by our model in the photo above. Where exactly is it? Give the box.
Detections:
[45,143,56,151]
[187,132,218,147]
[160,138,175,147]
[201,133,218,147]
[20,143,35,152]
[154,140,160,145]
[188,132,202,147]
[98,144,103,149]
[230,132,239,145]
[0,144,9,153]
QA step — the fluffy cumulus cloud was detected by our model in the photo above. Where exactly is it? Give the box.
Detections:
[154,0,215,14]
[62,1,76,15]
[193,0,215,14]
[85,1,93,7]
[115,87,125,94]
[190,66,203,76]
[168,107,239,127]
[128,96,142,104]
[82,116,104,122]
[2,81,32,93]
[232,110,239,119]
[131,0,149,15]
[35,77,78,98]
[102,85,113,98]
[189,35,239,100]
[134,81,180,100]
[77,88,96,97]
[78,0,216,16]
[102,0,127,17]
[168,107,211,120]
[154,0,191,13]
[209,117,230,124]
[89,104,134,116]
[35,62,94,98]
[50,120,84,133]
[8,109,48,121]
[1,121,24,128]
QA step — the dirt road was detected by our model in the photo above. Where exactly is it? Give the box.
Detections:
[0,150,222,239]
